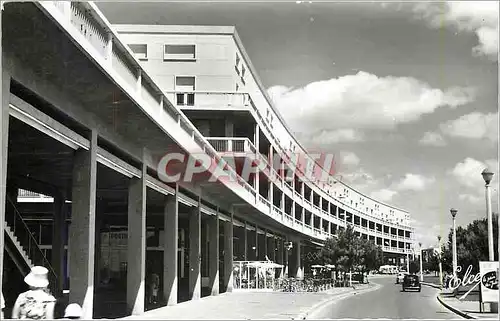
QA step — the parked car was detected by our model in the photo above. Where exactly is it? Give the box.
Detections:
[396,272,408,284]
[402,274,421,292]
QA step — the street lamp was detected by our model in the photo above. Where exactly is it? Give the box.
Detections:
[481,168,494,261]
[450,208,458,279]
[437,235,443,288]
[419,242,423,282]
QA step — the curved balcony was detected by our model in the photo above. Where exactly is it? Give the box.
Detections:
[205,137,413,243]
[38,1,412,254]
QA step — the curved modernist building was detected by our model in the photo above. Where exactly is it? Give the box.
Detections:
[113,24,415,255]
[0,2,414,320]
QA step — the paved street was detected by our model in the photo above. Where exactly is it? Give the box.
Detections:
[310,276,460,319]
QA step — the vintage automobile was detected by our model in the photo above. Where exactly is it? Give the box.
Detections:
[402,274,421,292]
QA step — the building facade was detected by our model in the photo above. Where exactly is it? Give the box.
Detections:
[0,2,414,320]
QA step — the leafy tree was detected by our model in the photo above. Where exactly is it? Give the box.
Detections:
[441,213,498,275]
[317,225,384,286]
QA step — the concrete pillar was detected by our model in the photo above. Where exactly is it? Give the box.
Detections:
[189,199,201,300]
[290,241,302,279]
[255,126,260,200]
[263,230,268,258]
[163,188,178,306]
[208,210,219,296]
[0,59,11,295]
[126,163,146,315]
[225,119,234,137]
[297,242,303,279]
[255,224,259,260]
[69,130,97,319]
[269,235,276,261]
[223,212,234,292]
[243,221,248,261]
[269,182,273,210]
[52,192,66,296]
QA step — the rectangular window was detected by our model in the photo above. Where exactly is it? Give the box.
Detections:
[241,65,246,78]
[175,76,195,91]
[129,44,148,60]
[175,76,195,106]
[236,53,240,67]
[164,44,196,61]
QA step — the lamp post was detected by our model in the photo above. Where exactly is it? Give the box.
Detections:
[481,168,494,261]
[481,168,498,313]
[419,242,423,282]
[450,208,458,279]
[437,235,443,288]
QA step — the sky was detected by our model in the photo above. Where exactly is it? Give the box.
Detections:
[98,1,499,248]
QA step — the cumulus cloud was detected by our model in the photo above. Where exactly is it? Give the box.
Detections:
[268,72,475,136]
[396,173,435,191]
[340,151,360,166]
[307,129,364,144]
[450,157,499,188]
[458,193,483,204]
[419,131,447,146]
[440,112,498,142]
[412,1,499,60]
[370,189,398,202]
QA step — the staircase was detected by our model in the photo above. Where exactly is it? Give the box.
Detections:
[4,196,58,293]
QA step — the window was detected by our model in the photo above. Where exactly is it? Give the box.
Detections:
[129,44,148,60]
[175,76,195,106]
[241,65,246,78]
[164,44,196,61]
[236,83,239,91]
[236,53,240,67]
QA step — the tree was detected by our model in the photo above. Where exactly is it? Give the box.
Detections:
[318,225,384,286]
[441,214,498,275]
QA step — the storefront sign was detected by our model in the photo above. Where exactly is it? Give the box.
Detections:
[479,261,499,303]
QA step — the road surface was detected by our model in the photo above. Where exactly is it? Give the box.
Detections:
[311,275,460,319]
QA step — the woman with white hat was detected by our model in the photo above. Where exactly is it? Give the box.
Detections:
[11,266,56,319]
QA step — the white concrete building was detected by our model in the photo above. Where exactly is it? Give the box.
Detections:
[0,2,414,319]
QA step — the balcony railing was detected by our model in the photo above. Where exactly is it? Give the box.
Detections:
[206,137,253,153]
[43,2,413,243]
[43,2,258,201]
[165,91,250,109]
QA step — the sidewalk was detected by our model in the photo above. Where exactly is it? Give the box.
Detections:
[420,282,497,320]
[437,295,498,320]
[122,284,374,320]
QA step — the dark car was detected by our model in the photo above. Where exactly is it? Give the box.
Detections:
[402,274,421,292]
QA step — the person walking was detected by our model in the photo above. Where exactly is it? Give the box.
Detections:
[11,266,56,319]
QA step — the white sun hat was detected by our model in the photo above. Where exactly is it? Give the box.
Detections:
[24,266,49,288]
[64,303,83,318]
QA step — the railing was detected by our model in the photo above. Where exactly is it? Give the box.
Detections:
[45,2,413,243]
[165,91,249,109]
[259,195,270,208]
[44,2,262,204]
[17,189,53,200]
[206,137,252,153]
[247,98,413,232]
[5,196,58,293]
